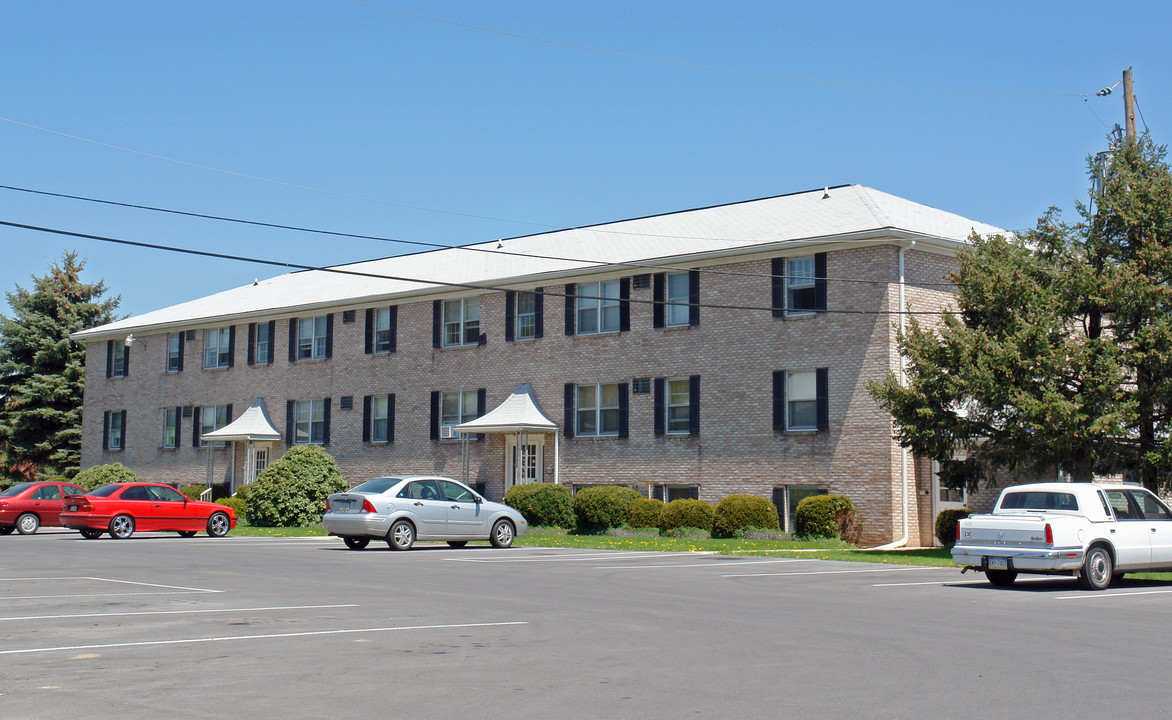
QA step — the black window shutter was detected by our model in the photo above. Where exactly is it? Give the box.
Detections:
[224,404,233,426]
[564,284,576,336]
[177,332,185,372]
[429,391,440,440]
[322,398,331,445]
[618,382,630,438]
[120,411,127,449]
[284,401,294,445]
[619,277,631,332]
[175,406,183,448]
[816,367,829,430]
[362,395,372,442]
[476,388,487,440]
[772,487,786,531]
[364,309,373,354]
[324,314,334,359]
[773,370,786,432]
[563,383,575,438]
[505,291,515,342]
[688,270,701,326]
[652,485,664,501]
[652,273,665,328]
[689,374,701,435]
[814,252,828,312]
[388,306,398,352]
[226,326,235,368]
[123,344,131,376]
[266,321,275,364]
[689,487,699,500]
[288,319,297,362]
[478,332,487,346]
[771,257,786,317]
[387,393,396,442]
[653,377,665,436]
[247,323,256,366]
[106,340,113,377]
[193,406,202,447]
[432,301,442,348]
[102,410,110,449]
[534,288,544,339]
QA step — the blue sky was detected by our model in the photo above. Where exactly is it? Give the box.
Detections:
[3,0,1170,317]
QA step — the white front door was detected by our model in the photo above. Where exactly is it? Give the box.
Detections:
[505,435,544,490]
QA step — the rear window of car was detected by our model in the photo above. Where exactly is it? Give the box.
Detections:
[1,483,32,497]
[351,477,402,494]
[90,484,123,497]
[999,492,1079,511]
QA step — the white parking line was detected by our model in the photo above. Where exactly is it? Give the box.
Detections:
[594,558,816,570]
[0,576,222,600]
[0,576,221,593]
[1054,589,1172,600]
[723,566,942,578]
[0,604,359,622]
[451,551,700,563]
[0,620,529,656]
[872,579,989,587]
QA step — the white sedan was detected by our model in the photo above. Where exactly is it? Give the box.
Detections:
[322,476,527,551]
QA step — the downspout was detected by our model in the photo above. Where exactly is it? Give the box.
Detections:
[872,240,914,550]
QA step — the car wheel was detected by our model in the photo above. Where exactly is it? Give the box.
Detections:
[387,520,415,550]
[490,519,515,548]
[80,529,103,539]
[108,514,135,540]
[206,512,231,538]
[16,513,40,535]
[0,526,14,535]
[447,540,468,548]
[985,569,1017,587]
[1079,545,1114,590]
[343,536,370,550]
[178,531,197,538]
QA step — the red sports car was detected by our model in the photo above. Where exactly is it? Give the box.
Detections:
[0,480,86,535]
[60,483,236,539]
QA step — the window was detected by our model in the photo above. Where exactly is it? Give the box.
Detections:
[104,410,126,450]
[786,257,817,314]
[654,376,699,435]
[254,322,272,364]
[373,307,395,353]
[441,390,480,426]
[163,407,178,448]
[515,292,537,340]
[1130,489,1172,521]
[107,340,129,378]
[787,370,818,430]
[577,280,622,334]
[786,486,824,532]
[576,383,621,436]
[297,316,329,360]
[365,393,394,443]
[33,484,62,501]
[665,272,691,326]
[666,378,691,433]
[293,399,326,445]
[166,333,183,372]
[443,298,480,347]
[200,404,230,447]
[999,491,1079,511]
[204,327,233,368]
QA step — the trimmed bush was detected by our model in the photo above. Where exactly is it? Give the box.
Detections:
[180,484,207,500]
[573,485,642,533]
[504,483,575,529]
[233,483,252,501]
[712,494,780,538]
[627,498,664,529]
[74,463,137,491]
[794,494,857,540]
[216,497,246,517]
[935,508,972,546]
[244,445,347,527]
[658,498,715,534]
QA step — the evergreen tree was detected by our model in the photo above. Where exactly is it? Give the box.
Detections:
[870,135,1172,492]
[0,252,120,477]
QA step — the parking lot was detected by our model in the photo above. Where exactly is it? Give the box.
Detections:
[4,531,1172,719]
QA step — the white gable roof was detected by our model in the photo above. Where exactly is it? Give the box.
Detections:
[75,185,1004,339]
[200,398,281,441]
[454,383,558,433]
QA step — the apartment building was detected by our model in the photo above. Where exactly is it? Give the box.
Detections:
[75,185,1003,545]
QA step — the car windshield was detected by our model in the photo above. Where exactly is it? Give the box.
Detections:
[1,483,32,497]
[999,491,1078,511]
[351,477,403,494]
[90,484,123,497]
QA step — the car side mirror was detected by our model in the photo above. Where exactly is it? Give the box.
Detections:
[474,495,484,504]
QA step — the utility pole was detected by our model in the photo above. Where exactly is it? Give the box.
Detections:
[1123,67,1136,138]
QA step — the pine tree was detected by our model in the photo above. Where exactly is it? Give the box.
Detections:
[0,252,120,478]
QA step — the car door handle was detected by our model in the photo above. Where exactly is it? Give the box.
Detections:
[450,505,460,509]
[413,501,424,506]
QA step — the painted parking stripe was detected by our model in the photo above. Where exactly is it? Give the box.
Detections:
[0,576,221,593]
[872,579,991,587]
[1054,589,1172,600]
[723,566,943,578]
[451,551,702,563]
[0,620,529,656]
[595,558,816,570]
[0,604,359,622]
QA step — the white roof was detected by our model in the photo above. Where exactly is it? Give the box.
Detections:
[455,383,558,433]
[76,185,1005,339]
[201,398,281,441]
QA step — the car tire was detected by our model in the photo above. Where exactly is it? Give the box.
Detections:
[206,512,231,538]
[343,536,370,550]
[985,569,1017,587]
[16,513,40,535]
[178,531,197,538]
[108,514,135,540]
[490,519,515,549]
[447,540,468,548]
[387,520,415,550]
[1079,545,1114,591]
[0,525,14,535]
[80,529,103,539]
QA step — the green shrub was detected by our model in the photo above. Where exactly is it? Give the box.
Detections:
[573,485,642,533]
[233,483,252,501]
[180,484,208,500]
[627,498,665,528]
[244,445,347,527]
[794,494,857,540]
[658,498,715,534]
[935,508,972,546]
[504,483,575,528]
[711,494,780,538]
[74,463,137,491]
[216,497,246,517]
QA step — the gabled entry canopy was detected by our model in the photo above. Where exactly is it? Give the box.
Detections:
[201,398,281,442]
[454,383,557,434]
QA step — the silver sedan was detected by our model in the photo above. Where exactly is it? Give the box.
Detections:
[322,476,527,551]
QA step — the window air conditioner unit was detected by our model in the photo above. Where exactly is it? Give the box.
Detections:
[439,425,459,439]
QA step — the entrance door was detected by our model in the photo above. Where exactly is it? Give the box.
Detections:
[931,460,968,546]
[505,435,544,491]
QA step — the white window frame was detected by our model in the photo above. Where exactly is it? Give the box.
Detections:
[166,333,181,372]
[443,298,480,347]
[204,328,231,368]
[163,407,178,448]
[373,307,394,353]
[440,390,479,427]
[786,256,817,315]
[294,399,325,445]
[200,404,230,447]
[787,370,818,431]
[665,272,690,327]
[576,382,620,437]
[111,341,127,377]
[371,394,391,443]
[515,292,537,341]
[297,317,328,360]
[666,377,691,434]
[577,280,621,335]
[255,322,272,364]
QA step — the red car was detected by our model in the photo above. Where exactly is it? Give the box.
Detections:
[0,480,86,535]
[61,483,236,539]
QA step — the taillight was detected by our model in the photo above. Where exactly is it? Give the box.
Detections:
[361,499,377,513]
[1044,523,1053,545]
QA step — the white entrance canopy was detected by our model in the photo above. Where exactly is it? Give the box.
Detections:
[200,398,281,493]
[454,383,560,487]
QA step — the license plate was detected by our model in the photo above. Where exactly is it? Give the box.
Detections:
[337,501,351,512]
[988,557,1008,570]
[68,505,77,511]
